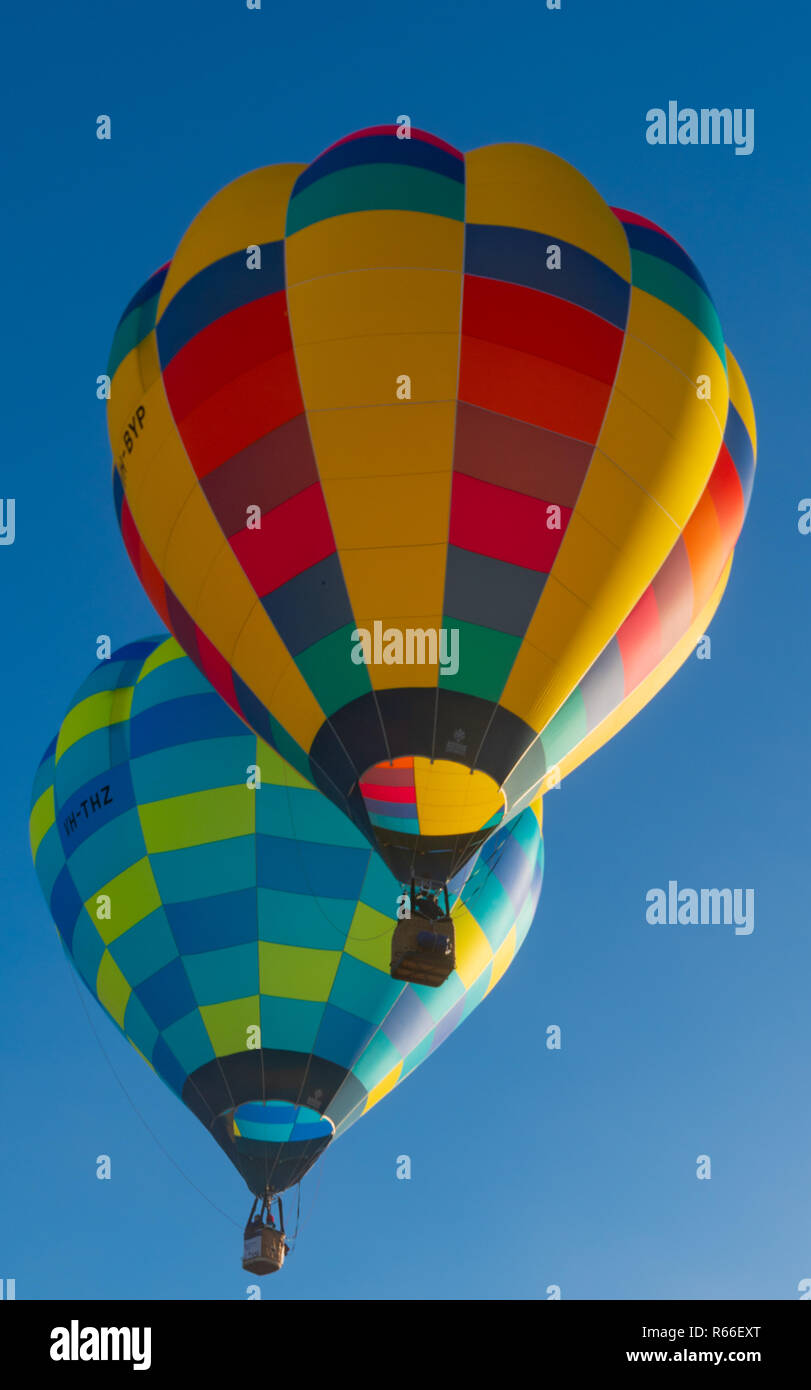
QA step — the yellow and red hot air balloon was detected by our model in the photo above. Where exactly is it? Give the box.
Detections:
[107,126,756,889]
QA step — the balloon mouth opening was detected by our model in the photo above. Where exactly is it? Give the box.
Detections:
[359,755,505,838]
[230,1100,335,1147]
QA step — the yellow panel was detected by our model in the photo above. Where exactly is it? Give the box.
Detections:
[192,545,263,666]
[727,348,757,452]
[626,289,728,439]
[485,926,517,995]
[158,164,305,313]
[558,557,732,783]
[286,209,464,283]
[363,1060,404,1113]
[230,604,325,751]
[452,901,493,989]
[602,330,723,525]
[129,432,199,571]
[287,267,462,345]
[342,544,447,617]
[465,143,631,280]
[307,401,457,481]
[412,759,503,836]
[565,449,679,555]
[294,334,459,411]
[323,470,451,550]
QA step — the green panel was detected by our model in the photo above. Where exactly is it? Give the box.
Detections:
[139,785,255,852]
[96,949,132,1028]
[631,250,727,366]
[86,856,162,944]
[107,291,160,379]
[541,687,588,769]
[55,687,133,763]
[29,785,55,859]
[287,165,465,236]
[295,623,372,716]
[438,619,521,702]
[343,902,393,973]
[200,995,260,1055]
[259,942,341,1002]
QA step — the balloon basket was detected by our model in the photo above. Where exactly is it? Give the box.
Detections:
[242,1225,288,1276]
[390,915,456,987]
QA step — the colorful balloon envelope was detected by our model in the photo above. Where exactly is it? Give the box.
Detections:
[106,126,756,885]
[29,637,543,1197]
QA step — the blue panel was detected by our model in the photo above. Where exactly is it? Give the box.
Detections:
[109,907,179,988]
[619,218,710,296]
[65,807,147,902]
[292,133,465,197]
[32,825,66,904]
[31,751,56,804]
[157,243,285,367]
[724,401,755,510]
[258,995,323,1053]
[116,267,169,327]
[130,734,254,804]
[136,957,197,1029]
[123,992,160,1061]
[430,993,466,1051]
[166,888,258,954]
[151,1035,189,1096]
[70,910,105,989]
[232,673,276,747]
[465,224,630,328]
[133,656,221,712]
[255,783,367,847]
[466,873,514,950]
[381,989,435,1056]
[444,546,545,637]
[257,836,369,900]
[399,1028,436,1079]
[56,761,136,858]
[162,1009,216,1075]
[49,865,84,946]
[184,944,259,1007]
[314,1003,377,1069]
[261,553,353,655]
[129,692,241,758]
[329,953,402,1022]
[352,1029,402,1089]
[258,888,353,950]
[149,835,256,903]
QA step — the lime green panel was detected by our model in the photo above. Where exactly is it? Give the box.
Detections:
[343,902,393,972]
[258,942,341,1002]
[55,687,134,763]
[139,786,255,852]
[29,785,55,859]
[96,950,132,1028]
[86,856,162,944]
[200,996,260,1055]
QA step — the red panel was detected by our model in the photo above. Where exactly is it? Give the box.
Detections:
[449,472,570,572]
[459,336,611,441]
[195,625,240,714]
[359,780,415,803]
[706,443,745,555]
[172,350,304,479]
[616,584,662,693]
[229,483,335,594]
[162,292,292,422]
[463,277,622,384]
[137,534,171,628]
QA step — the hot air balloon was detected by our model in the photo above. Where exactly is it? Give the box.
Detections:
[29,637,543,1269]
[106,126,755,893]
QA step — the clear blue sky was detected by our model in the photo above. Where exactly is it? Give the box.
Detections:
[3,0,809,1300]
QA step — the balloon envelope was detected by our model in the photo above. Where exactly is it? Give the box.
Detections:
[30,637,543,1195]
[106,128,755,882]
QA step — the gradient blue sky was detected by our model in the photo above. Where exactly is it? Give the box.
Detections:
[2,0,809,1300]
